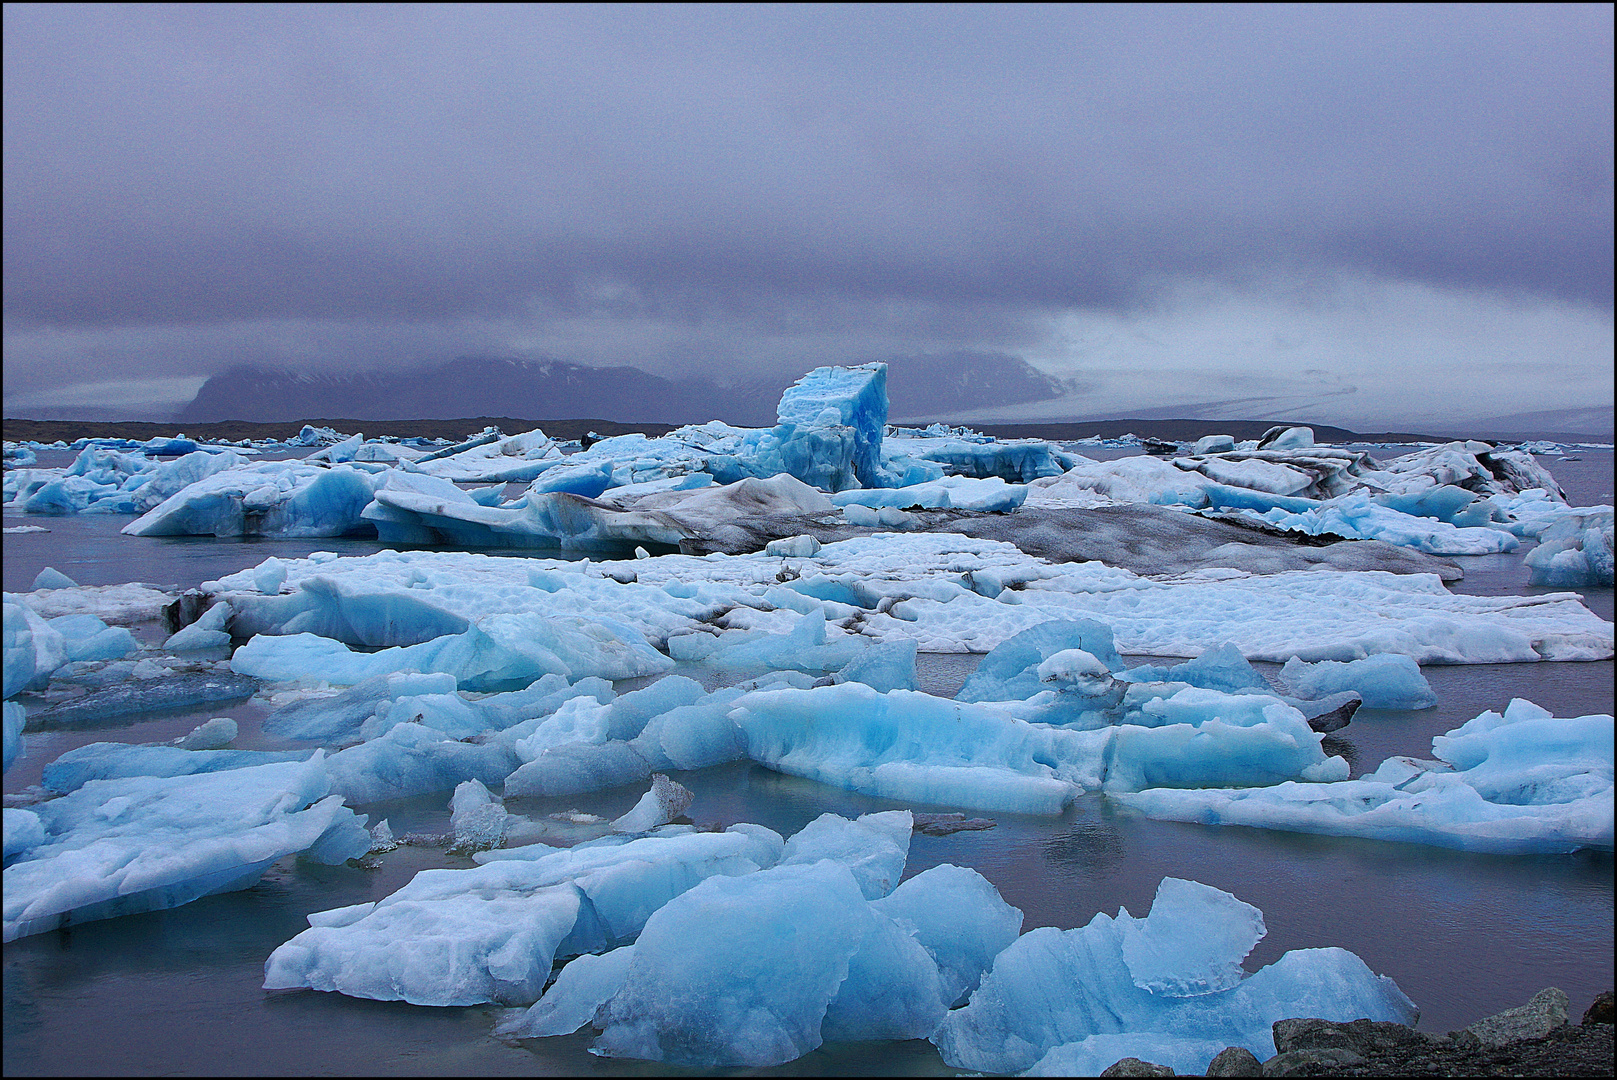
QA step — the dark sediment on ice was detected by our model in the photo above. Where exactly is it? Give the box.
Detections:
[678,503,1464,581]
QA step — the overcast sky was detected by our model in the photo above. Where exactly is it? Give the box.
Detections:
[4,4,1612,429]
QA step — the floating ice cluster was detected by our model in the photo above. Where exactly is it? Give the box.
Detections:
[258,794,1413,1073]
[1117,698,1614,854]
[11,366,1603,573]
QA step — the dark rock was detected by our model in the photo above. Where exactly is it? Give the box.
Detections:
[1101,1057,1176,1076]
[1459,987,1569,1049]
[1261,1047,1366,1076]
[163,589,214,634]
[911,811,997,836]
[1300,693,1361,734]
[1581,991,1614,1026]
[1273,1017,1434,1058]
[1205,1045,1263,1076]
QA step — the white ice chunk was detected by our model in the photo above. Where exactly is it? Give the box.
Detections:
[497,945,638,1037]
[263,877,602,1005]
[4,806,46,862]
[123,461,383,538]
[1524,510,1614,587]
[164,599,233,652]
[174,717,238,750]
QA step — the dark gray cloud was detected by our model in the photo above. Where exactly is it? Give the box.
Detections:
[3,4,1612,417]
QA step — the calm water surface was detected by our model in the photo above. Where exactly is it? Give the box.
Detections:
[3,449,1611,1075]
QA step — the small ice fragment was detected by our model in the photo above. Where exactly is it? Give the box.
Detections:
[32,567,79,591]
[611,774,694,833]
[174,717,238,750]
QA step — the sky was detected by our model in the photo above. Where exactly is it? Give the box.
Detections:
[4,4,1613,431]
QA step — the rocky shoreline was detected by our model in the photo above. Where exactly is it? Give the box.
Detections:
[1097,988,1614,1076]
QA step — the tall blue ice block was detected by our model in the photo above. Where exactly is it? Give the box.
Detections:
[775,363,889,488]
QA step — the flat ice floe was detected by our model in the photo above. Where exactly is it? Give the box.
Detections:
[1115,698,1614,854]
[2,755,370,941]
[201,534,1614,663]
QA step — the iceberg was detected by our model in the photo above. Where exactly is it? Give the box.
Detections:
[123,460,384,538]
[773,362,889,487]
[3,755,370,941]
[264,824,784,1005]
[932,877,1416,1074]
[588,860,903,1065]
[732,681,1345,814]
[1116,698,1614,854]
[1280,653,1437,709]
[4,599,68,698]
[1524,510,1614,587]
[777,809,912,899]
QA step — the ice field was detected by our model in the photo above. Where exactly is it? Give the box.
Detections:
[4,366,1612,1075]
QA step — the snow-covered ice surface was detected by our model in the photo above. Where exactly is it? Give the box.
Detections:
[200,534,1611,662]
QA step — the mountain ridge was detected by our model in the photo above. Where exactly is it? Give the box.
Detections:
[175,353,1068,426]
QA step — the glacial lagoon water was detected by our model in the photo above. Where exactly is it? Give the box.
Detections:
[3,448,1611,1075]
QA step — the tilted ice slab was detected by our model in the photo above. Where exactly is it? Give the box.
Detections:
[200,533,1614,664]
[264,823,785,1005]
[3,755,370,941]
[1115,698,1614,854]
[932,877,1417,1075]
[123,460,384,538]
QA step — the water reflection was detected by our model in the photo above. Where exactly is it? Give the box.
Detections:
[1042,820,1127,875]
